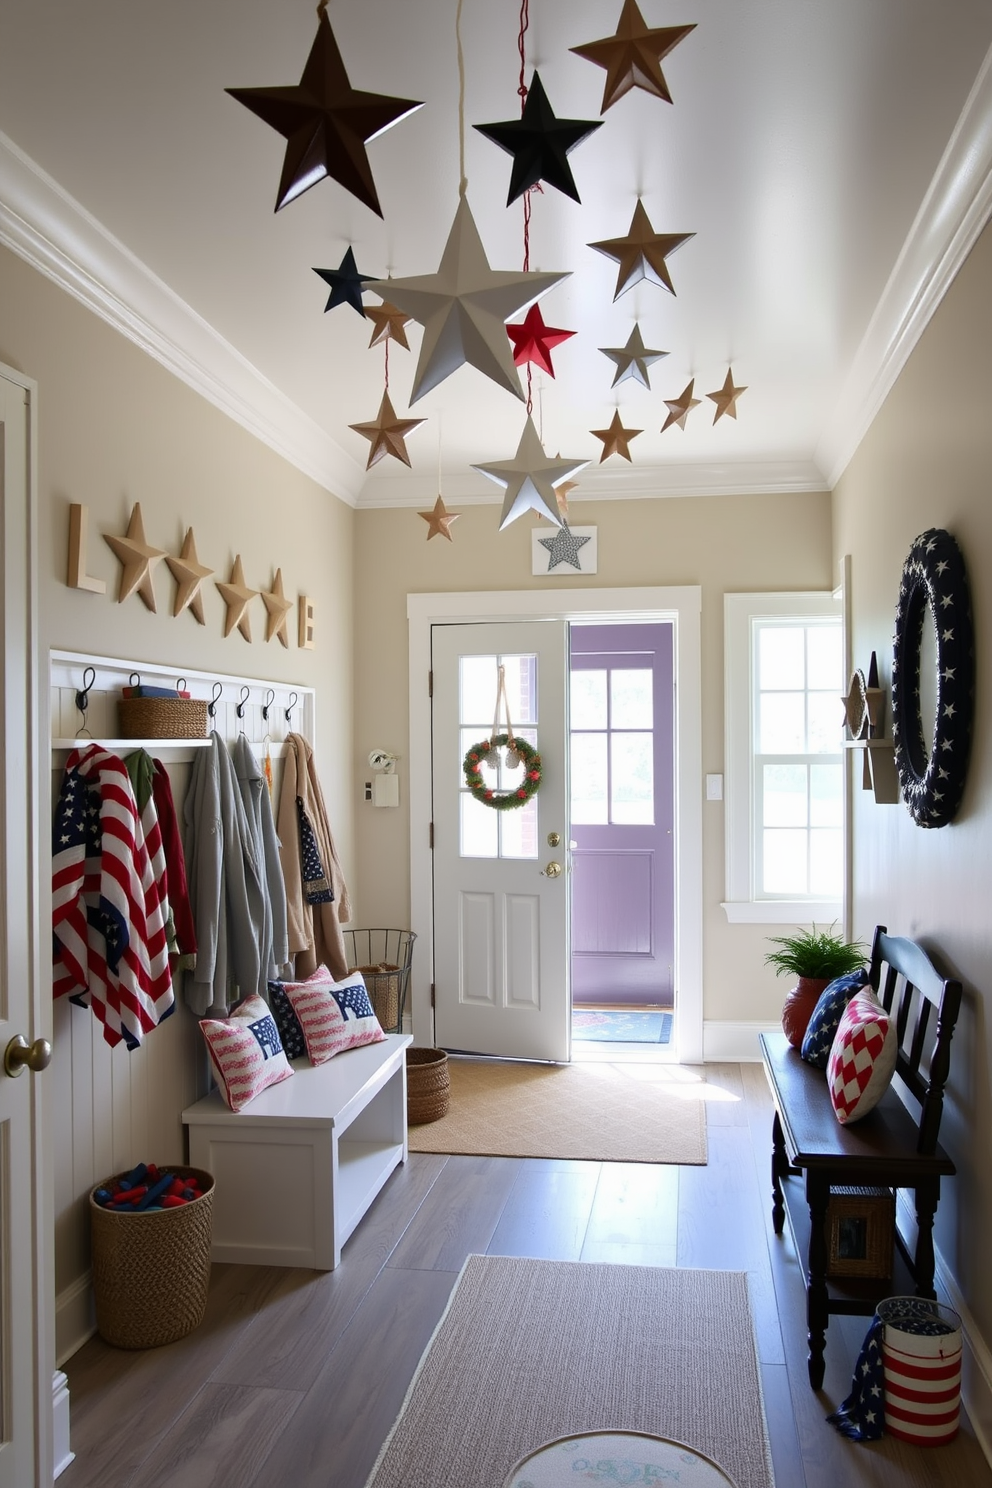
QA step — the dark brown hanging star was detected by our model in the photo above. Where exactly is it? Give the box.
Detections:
[226,7,423,215]
[571,0,695,112]
[589,201,693,300]
[474,71,602,205]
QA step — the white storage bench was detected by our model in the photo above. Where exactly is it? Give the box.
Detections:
[182,1033,411,1270]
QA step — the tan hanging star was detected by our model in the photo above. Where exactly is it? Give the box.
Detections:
[591,411,642,463]
[706,368,748,423]
[419,496,459,542]
[366,300,412,351]
[261,568,294,647]
[662,379,701,432]
[216,555,258,642]
[589,201,693,301]
[350,391,426,469]
[555,468,580,519]
[166,526,213,624]
[571,0,695,111]
[103,502,166,611]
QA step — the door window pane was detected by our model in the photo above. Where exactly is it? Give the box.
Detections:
[763,764,807,826]
[459,655,497,726]
[611,733,654,824]
[502,654,537,724]
[500,798,539,859]
[571,732,608,823]
[610,669,653,728]
[460,792,498,857]
[571,670,607,729]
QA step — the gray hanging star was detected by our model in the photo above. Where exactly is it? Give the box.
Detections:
[366,197,569,402]
[599,324,668,388]
[539,524,592,571]
[473,416,588,531]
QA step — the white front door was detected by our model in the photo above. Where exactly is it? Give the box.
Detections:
[0,371,49,1486]
[431,621,570,1061]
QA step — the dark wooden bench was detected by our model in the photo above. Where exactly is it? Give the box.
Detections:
[759,925,962,1388]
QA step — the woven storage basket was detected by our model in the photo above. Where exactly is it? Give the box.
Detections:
[354,963,401,1030]
[406,1048,450,1125]
[90,1165,214,1349]
[118,696,208,739]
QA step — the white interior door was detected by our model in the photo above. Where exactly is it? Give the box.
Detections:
[0,371,48,1485]
[431,621,569,1061]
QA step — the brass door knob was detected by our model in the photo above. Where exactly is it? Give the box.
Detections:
[4,1035,52,1079]
[542,861,563,879]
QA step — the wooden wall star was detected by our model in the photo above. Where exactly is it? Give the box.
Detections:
[350,391,425,469]
[103,503,166,610]
[216,555,258,641]
[261,568,294,647]
[419,497,460,541]
[591,411,642,462]
[166,526,213,624]
[706,369,747,422]
[662,379,701,431]
[571,0,695,112]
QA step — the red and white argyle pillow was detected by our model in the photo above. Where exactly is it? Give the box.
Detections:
[826,989,897,1125]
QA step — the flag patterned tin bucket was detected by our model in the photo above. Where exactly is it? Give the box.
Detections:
[878,1296,962,1445]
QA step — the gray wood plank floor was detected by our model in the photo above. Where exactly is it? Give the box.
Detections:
[61,1061,991,1488]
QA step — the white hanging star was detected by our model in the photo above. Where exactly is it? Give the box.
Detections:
[473,416,588,531]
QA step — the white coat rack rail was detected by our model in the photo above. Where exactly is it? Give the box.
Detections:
[50,650,315,764]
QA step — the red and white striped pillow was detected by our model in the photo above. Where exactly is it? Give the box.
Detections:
[200,994,295,1111]
[826,989,897,1124]
[282,970,386,1066]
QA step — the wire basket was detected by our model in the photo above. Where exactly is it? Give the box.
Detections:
[343,928,416,1033]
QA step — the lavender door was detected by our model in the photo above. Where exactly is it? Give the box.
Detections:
[569,622,675,1007]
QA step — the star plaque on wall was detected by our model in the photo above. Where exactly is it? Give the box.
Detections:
[662,379,701,431]
[599,324,667,388]
[103,503,166,611]
[570,0,696,112]
[216,555,259,642]
[473,416,588,531]
[166,526,213,624]
[349,391,425,469]
[226,6,423,215]
[474,71,602,205]
[538,524,591,570]
[590,410,642,462]
[261,568,294,647]
[313,247,375,315]
[589,201,693,300]
[506,305,575,376]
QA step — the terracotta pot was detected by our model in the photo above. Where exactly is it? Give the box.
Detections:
[781,976,831,1048]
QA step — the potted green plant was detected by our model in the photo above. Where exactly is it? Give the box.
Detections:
[765,925,868,1048]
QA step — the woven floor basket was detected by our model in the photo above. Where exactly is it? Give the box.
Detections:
[354,963,401,1030]
[118,697,209,739]
[406,1048,450,1125]
[90,1166,214,1349]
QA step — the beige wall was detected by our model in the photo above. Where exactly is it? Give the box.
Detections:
[833,220,992,1341]
[354,489,834,1027]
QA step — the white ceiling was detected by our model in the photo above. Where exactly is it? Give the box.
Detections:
[2,0,992,510]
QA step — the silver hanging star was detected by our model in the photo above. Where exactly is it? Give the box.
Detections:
[599,324,667,388]
[473,416,588,531]
[539,524,592,571]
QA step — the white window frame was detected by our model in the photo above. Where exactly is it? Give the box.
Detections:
[723,591,843,924]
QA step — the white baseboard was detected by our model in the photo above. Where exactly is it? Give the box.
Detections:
[56,1271,95,1368]
[702,1021,778,1063]
[53,1370,73,1479]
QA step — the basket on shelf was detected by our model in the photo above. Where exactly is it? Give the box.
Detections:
[406,1047,450,1125]
[343,928,416,1033]
[118,696,208,739]
[89,1165,214,1349]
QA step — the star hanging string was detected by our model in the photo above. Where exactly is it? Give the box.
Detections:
[539,524,591,571]
[474,71,602,205]
[261,568,294,647]
[706,368,748,422]
[473,415,588,531]
[166,526,213,624]
[506,304,575,376]
[662,378,701,431]
[366,197,568,403]
[570,0,696,112]
[599,324,667,388]
[216,555,258,642]
[312,247,374,316]
[366,300,412,351]
[589,201,693,300]
[419,496,460,541]
[226,5,423,215]
[349,391,425,469]
[591,411,642,462]
[103,503,166,611]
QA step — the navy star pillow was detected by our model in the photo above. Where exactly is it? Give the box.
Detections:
[800,967,871,1069]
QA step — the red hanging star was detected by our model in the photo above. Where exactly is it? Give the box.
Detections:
[506,305,575,377]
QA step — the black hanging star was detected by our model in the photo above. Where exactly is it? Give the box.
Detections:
[474,72,602,205]
[226,7,423,215]
[313,247,375,316]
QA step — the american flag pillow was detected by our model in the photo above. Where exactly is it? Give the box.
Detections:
[200,995,295,1111]
[827,990,897,1125]
[282,971,385,1066]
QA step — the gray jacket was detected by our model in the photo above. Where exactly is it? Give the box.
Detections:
[232,735,289,983]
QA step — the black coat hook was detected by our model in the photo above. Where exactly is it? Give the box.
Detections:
[176,676,187,697]
[236,686,251,719]
[208,682,223,718]
[75,666,96,716]
[261,688,275,722]
[285,690,298,724]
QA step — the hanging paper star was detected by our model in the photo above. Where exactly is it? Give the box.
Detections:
[570,0,696,112]
[226,7,423,215]
[103,503,166,611]
[506,305,575,376]
[366,300,412,351]
[216,555,258,642]
[555,470,580,519]
[473,416,588,531]
[349,391,425,469]
[539,524,592,571]
[367,197,568,402]
[419,496,460,541]
[261,568,294,647]
[166,526,213,624]
[599,324,667,388]
[474,71,602,205]
[313,247,375,316]
[662,379,701,431]
[591,411,642,462]
[589,201,693,300]
[706,368,748,422]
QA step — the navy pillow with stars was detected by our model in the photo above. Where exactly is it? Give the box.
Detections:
[268,982,308,1062]
[800,967,871,1069]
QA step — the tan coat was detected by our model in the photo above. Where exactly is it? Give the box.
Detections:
[277,733,352,980]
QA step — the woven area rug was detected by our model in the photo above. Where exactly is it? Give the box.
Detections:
[573,1009,674,1044]
[408,1056,706,1164]
[365,1255,774,1488]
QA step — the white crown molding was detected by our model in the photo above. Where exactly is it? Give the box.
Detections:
[817,43,992,488]
[0,131,364,506]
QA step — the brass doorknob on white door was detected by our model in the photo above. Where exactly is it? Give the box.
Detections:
[4,1035,52,1079]
[542,861,563,878]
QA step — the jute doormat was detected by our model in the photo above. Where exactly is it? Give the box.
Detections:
[408,1056,706,1165]
[364,1255,773,1488]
